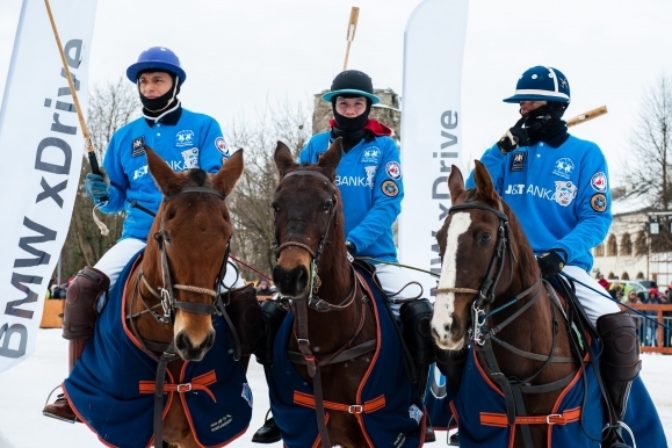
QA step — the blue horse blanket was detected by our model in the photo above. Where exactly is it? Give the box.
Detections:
[426,348,667,447]
[63,252,252,448]
[267,267,426,447]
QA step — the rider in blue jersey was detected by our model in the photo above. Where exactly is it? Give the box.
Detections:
[468,66,641,448]
[252,69,435,443]
[43,47,247,422]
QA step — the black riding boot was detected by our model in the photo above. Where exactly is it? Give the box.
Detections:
[596,312,641,448]
[251,300,287,444]
[400,299,436,443]
[43,267,109,423]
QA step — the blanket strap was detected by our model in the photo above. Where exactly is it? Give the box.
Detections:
[293,391,386,414]
[480,406,582,427]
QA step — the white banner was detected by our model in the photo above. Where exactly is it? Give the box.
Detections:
[399,0,469,297]
[0,0,97,372]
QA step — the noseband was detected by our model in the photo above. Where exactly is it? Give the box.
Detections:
[137,186,232,324]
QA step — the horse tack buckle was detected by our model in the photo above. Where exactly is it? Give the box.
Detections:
[546,413,563,425]
[471,302,487,346]
[176,383,192,393]
[348,404,364,414]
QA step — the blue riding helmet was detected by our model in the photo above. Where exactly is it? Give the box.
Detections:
[126,46,186,85]
[503,66,570,104]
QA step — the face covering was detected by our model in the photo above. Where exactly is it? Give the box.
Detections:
[331,97,372,151]
[138,73,180,114]
[523,103,568,147]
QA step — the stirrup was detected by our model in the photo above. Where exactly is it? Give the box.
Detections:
[42,387,78,423]
[602,421,636,448]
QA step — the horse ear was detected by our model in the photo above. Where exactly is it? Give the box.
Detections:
[213,149,244,196]
[317,137,343,180]
[145,145,180,196]
[448,164,465,199]
[274,141,296,177]
[473,160,498,201]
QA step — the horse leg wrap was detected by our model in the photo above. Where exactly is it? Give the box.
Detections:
[596,311,641,422]
[435,348,468,393]
[400,298,435,392]
[226,284,264,356]
[255,299,288,366]
[62,267,109,341]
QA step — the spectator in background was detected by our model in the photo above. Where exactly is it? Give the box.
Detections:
[597,274,610,291]
[625,290,640,306]
[255,278,276,296]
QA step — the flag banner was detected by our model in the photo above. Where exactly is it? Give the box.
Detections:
[0,0,97,372]
[399,0,469,298]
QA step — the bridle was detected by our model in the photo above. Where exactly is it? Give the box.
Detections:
[130,187,232,325]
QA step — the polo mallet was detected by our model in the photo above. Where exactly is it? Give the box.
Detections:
[44,0,109,234]
[567,105,608,128]
[343,6,360,70]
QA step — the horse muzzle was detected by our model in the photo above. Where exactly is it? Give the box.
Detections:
[273,264,309,298]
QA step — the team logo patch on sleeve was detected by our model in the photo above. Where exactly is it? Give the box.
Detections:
[381,180,399,197]
[131,136,145,157]
[591,172,607,191]
[590,193,608,212]
[385,161,401,179]
[215,137,230,157]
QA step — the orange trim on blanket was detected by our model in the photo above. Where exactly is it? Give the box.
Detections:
[293,390,386,414]
[138,369,218,402]
[480,406,582,427]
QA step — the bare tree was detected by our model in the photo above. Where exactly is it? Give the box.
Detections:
[622,76,672,208]
[59,79,139,278]
[226,102,311,280]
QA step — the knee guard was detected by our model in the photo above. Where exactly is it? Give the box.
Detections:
[255,299,288,366]
[62,267,110,340]
[596,311,642,420]
[225,284,264,357]
[400,299,435,383]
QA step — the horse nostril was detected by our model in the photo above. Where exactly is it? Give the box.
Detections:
[175,331,188,352]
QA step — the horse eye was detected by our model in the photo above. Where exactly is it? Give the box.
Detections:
[166,206,177,220]
[321,199,333,212]
[478,232,492,245]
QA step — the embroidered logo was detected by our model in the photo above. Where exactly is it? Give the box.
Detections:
[365,166,377,188]
[215,137,229,157]
[554,180,577,206]
[175,129,194,147]
[591,172,607,191]
[591,193,608,212]
[381,180,399,197]
[131,136,145,157]
[510,151,527,172]
[385,161,401,179]
[181,147,199,169]
[360,146,381,164]
[552,157,575,179]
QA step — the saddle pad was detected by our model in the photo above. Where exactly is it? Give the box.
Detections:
[64,251,252,448]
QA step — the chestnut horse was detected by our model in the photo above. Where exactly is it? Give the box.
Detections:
[268,140,425,448]
[64,147,248,448]
[431,162,588,447]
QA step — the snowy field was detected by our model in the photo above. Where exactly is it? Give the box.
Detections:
[0,328,669,447]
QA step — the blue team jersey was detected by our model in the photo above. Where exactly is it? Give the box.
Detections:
[467,135,611,271]
[300,132,404,262]
[100,108,229,240]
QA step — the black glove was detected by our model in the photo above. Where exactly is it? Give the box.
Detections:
[497,116,530,153]
[345,240,357,256]
[537,251,565,277]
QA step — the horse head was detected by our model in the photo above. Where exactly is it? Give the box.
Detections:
[143,146,243,361]
[272,139,346,299]
[431,161,538,351]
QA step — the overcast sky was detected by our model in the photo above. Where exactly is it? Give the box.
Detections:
[1,0,672,187]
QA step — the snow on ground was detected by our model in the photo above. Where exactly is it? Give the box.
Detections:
[0,329,669,447]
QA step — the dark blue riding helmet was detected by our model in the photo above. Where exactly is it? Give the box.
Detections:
[503,66,570,104]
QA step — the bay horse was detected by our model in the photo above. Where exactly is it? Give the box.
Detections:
[64,147,251,448]
[430,161,591,447]
[268,140,425,448]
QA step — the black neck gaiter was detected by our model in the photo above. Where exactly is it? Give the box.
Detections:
[524,104,569,148]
